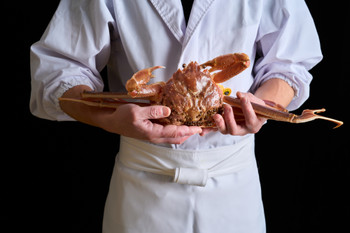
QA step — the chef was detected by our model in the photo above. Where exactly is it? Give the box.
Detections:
[30,0,322,232]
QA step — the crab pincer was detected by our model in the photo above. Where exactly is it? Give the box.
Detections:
[126,66,166,98]
[200,53,250,83]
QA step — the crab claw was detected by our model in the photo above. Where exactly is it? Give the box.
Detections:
[126,66,165,98]
[291,109,343,129]
[200,53,250,83]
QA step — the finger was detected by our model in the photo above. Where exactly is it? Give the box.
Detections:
[152,135,192,145]
[213,113,226,134]
[222,104,239,135]
[237,92,262,133]
[140,105,171,120]
[160,125,202,138]
[222,104,253,136]
[199,128,217,136]
[146,124,201,143]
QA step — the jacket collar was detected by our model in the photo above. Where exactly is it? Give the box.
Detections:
[183,0,215,47]
[149,0,215,46]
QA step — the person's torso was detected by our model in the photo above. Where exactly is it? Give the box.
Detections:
[108,0,264,149]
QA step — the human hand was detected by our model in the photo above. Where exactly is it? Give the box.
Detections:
[102,104,202,144]
[200,92,267,136]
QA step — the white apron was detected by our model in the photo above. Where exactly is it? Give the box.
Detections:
[103,136,265,233]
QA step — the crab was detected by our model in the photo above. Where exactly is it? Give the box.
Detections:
[59,53,343,129]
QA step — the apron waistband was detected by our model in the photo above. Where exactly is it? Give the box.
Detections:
[118,136,255,187]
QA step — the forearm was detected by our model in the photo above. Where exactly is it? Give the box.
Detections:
[58,85,202,144]
[253,78,295,108]
[59,85,115,129]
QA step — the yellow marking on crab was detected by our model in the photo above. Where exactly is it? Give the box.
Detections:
[217,84,232,96]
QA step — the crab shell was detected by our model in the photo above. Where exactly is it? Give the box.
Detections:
[154,62,223,126]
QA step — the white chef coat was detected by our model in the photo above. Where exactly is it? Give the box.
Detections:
[30,0,322,150]
[30,0,322,232]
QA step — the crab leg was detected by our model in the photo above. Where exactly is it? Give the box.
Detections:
[289,109,343,128]
[200,53,250,83]
[58,91,151,108]
[58,97,129,108]
[224,96,343,129]
[60,93,343,128]
[81,91,131,99]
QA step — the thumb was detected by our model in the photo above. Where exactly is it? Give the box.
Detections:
[141,105,171,119]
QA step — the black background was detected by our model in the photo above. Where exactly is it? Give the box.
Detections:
[12,1,348,232]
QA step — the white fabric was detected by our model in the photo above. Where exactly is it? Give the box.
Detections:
[30,0,323,150]
[119,136,254,186]
[29,0,322,232]
[103,136,265,233]
[174,167,208,186]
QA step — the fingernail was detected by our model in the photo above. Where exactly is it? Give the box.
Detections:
[162,107,171,117]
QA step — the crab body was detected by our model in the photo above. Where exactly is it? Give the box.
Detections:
[125,53,250,126]
[156,62,224,126]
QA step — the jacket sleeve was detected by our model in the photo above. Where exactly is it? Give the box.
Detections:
[30,0,116,120]
[250,0,323,111]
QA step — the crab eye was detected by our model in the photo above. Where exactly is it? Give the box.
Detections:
[223,88,232,96]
